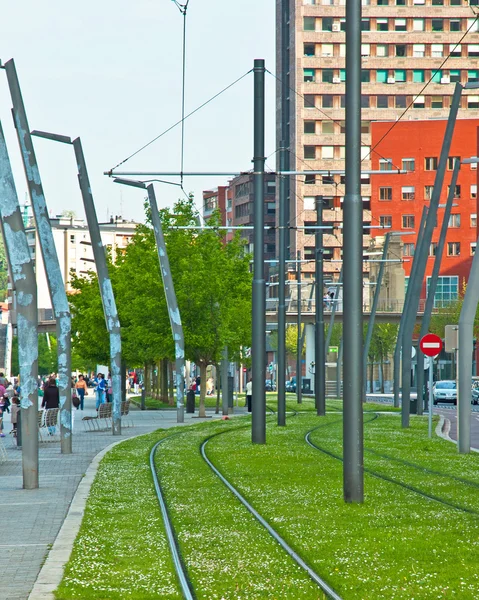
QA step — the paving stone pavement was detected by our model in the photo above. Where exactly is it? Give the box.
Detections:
[1,394,241,600]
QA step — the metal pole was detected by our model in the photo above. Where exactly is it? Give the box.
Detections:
[344,0,363,503]
[325,268,343,352]
[0,121,38,489]
[222,346,229,416]
[73,138,122,435]
[252,59,266,444]
[315,196,326,415]
[147,185,185,423]
[428,358,433,438]
[363,233,391,401]
[401,83,463,428]
[457,231,479,454]
[5,59,72,454]
[277,145,287,426]
[416,160,459,415]
[336,336,343,399]
[393,206,428,408]
[296,250,302,404]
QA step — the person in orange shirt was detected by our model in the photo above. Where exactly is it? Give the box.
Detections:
[75,374,88,410]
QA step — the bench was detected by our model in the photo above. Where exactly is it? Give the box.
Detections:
[83,400,133,431]
[38,408,60,442]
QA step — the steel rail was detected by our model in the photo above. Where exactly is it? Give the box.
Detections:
[200,431,343,600]
[150,436,195,600]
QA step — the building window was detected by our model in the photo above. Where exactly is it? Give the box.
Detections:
[322,146,334,159]
[380,215,392,228]
[321,43,334,57]
[380,187,392,201]
[447,156,460,170]
[376,18,389,32]
[361,121,370,133]
[377,95,389,108]
[70,235,75,243]
[431,70,442,83]
[304,17,315,31]
[395,69,406,82]
[396,45,406,57]
[447,185,461,198]
[450,70,461,83]
[432,46,444,60]
[395,95,407,108]
[266,202,276,215]
[471,243,477,256]
[402,215,415,228]
[361,95,370,108]
[395,18,407,31]
[322,175,335,185]
[449,214,461,227]
[304,69,315,83]
[471,213,477,228]
[361,19,370,31]
[377,0,389,4]
[322,17,333,31]
[431,96,443,109]
[304,221,316,235]
[403,243,415,257]
[235,182,250,198]
[361,44,370,57]
[447,242,461,256]
[305,175,316,185]
[322,95,334,108]
[322,121,334,134]
[427,275,458,307]
[450,19,461,32]
[379,158,393,171]
[304,94,315,108]
[450,44,462,58]
[304,146,316,159]
[471,185,477,199]
[425,157,438,170]
[322,69,334,83]
[413,95,425,108]
[413,70,425,83]
[304,121,316,134]
[304,196,315,211]
[468,70,479,83]
[431,19,444,32]
[468,96,479,109]
[340,69,346,82]
[429,243,437,256]
[361,70,371,83]
[425,186,434,200]
[468,45,479,58]
[432,0,443,4]
[266,181,276,194]
[402,186,415,200]
[413,19,424,32]
[468,18,479,32]
[402,158,415,171]
[376,69,388,83]
[304,44,315,57]
[413,44,425,57]
[376,44,388,57]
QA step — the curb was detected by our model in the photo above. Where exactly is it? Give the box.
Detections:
[435,413,479,454]
[28,437,132,600]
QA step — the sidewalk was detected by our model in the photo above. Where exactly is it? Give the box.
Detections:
[2,395,243,600]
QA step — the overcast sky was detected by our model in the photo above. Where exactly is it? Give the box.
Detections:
[0,1,275,223]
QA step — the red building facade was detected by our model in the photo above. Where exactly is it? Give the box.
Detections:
[370,119,479,304]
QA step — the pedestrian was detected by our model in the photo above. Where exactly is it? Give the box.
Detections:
[0,372,9,388]
[133,372,139,395]
[93,373,107,410]
[41,377,60,435]
[10,397,19,437]
[246,377,252,413]
[106,372,112,402]
[75,374,88,410]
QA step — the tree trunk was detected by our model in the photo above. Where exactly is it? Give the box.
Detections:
[144,363,149,398]
[161,358,168,402]
[199,362,207,417]
[380,352,385,393]
[156,360,161,400]
[168,361,174,406]
[121,360,127,402]
[369,360,374,394]
[215,366,220,414]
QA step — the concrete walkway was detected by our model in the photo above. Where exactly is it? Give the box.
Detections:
[1,395,241,600]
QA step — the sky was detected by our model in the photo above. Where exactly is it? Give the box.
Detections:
[0,0,276,223]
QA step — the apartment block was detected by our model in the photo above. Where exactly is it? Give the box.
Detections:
[277,0,479,278]
[370,118,479,304]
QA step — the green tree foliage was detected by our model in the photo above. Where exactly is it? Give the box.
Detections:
[0,235,8,301]
[364,322,398,393]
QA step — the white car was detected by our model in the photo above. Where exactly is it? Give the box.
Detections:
[433,380,457,405]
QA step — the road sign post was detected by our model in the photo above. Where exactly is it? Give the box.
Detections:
[419,334,443,438]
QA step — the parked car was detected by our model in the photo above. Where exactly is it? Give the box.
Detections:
[472,380,479,405]
[265,379,276,392]
[433,380,457,405]
[286,376,296,393]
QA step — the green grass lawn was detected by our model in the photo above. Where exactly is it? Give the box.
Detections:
[55,411,479,599]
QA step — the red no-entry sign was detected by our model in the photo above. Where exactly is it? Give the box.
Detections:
[419,333,443,357]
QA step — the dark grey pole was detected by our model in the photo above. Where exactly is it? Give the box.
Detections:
[416,160,459,414]
[458,223,479,453]
[315,196,326,415]
[222,346,229,416]
[363,233,391,401]
[325,269,343,354]
[277,145,287,426]
[73,138,122,435]
[252,59,266,444]
[0,121,38,489]
[400,83,463,428]
[296,250,302,404]
[393,206,428,408]
[344,0,363,502]
[5,59,72,454]
[147,185,185,423]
